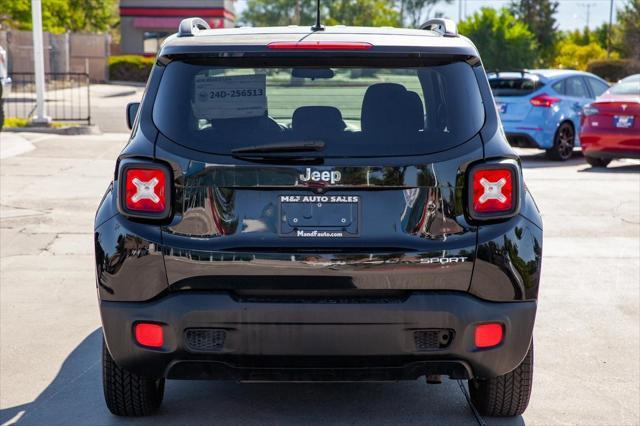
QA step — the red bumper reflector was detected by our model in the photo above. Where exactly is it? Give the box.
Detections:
[267,41,373,50]
[134,323,164,348]
[475,323,504,348]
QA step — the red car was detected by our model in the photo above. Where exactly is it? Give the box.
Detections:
[580,74,640,167]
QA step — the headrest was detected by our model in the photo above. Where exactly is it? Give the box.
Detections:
[404,91,425,131]
[361,83,424,135]
[292,106,346,137]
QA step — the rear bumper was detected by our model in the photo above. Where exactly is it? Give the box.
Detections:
[101,291,536,381]
[505,132,541,148]
[580,129,640,159]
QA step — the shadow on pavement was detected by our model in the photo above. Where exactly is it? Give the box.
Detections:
[577,163,640,174]
[517,149,640,174]
[518,150,586,169]
[1,329,525,426]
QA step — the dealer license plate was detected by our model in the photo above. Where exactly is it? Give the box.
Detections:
[279,194,359,238]
[614,115,634,128]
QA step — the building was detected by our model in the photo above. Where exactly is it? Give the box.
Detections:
[119,0,236,55]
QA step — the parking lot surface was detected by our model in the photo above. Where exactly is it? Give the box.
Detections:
[0,132,638,425]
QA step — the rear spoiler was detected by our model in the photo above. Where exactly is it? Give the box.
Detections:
[487,69,535,78]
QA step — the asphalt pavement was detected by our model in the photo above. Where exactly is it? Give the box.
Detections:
[89,84,145,133]
[0,130,638,425]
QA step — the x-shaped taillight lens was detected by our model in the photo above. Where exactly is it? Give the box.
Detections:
[468,163,520,220]
[120,164,171,219]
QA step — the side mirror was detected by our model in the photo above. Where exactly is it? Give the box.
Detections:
[126,102,140,130]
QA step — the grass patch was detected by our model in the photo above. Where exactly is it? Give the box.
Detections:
[4,117,29,128]
[3,117,80,129]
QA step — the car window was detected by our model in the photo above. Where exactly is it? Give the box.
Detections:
[609,80,640,95]
[621,74,640,83]
[153,60,485,157]
[488,76,544,97]
[551,80,565,95]
[586,78,609,97]
[565,77,590,98]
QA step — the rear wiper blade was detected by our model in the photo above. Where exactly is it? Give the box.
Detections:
[231,140,325,155]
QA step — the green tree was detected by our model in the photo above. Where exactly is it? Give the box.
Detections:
[617,0,640,59]
[553,39,613,70]
[0,0,117,33]
[68,0,118,32]
[242,0,400,27]
[241,0,318,26]
[458,7,538,70]
[563,27,598,46]
[398,0,453,28]
[326,0,400,27]
[510,0,559,65]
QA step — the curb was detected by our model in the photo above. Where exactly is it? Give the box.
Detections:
[106,80,146,87]
[2,125,102,135]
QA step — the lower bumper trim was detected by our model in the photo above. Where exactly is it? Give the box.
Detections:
[100,291,536,381]
[505,132,541,148]
[166,359,473,382]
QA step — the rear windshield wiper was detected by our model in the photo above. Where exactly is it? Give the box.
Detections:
[231,141,325,155]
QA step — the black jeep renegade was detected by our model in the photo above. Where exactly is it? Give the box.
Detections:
[95,18,542,418]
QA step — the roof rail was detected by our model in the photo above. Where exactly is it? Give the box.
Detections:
[420,18,457,37]
[178,17,210,37]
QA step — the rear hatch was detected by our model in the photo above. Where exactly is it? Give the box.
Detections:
[586,99,640,131]
[585,78,640,133]
[489,73,544,122]
[153,54,486,295]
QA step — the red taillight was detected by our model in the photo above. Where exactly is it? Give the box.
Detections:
[582,103,600,116]
[472,168,514,214]
[134,323,164,348]
[267,41,373,50]
[530,93,560,108]
[125,168,166,212]
[475,323,503,348]
[119,163,171,219]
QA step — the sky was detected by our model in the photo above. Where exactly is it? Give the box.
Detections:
[233,0,626,31]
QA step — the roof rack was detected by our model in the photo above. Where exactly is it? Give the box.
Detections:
[178,17,210,37]
[419,18,457,37]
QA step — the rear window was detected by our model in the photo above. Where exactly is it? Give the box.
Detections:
[609,81,640,96]
[152,59,485,157]
[489,76,544,97]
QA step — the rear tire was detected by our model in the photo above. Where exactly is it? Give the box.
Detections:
[102,339,165,416]
[468,342,533,417]
[545,122,575,161]
[585,156,611,168]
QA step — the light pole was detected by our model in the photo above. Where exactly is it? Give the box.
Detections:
[578,2,597,28]
[31,0,51,125]
[607,0,614,58]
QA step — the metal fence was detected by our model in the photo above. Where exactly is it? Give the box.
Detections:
[5,72,91,124]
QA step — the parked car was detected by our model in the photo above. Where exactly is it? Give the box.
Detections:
[0,45,11,131]
[580,74,640,167]
[95,18,543,418]
[489,69,609,161]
